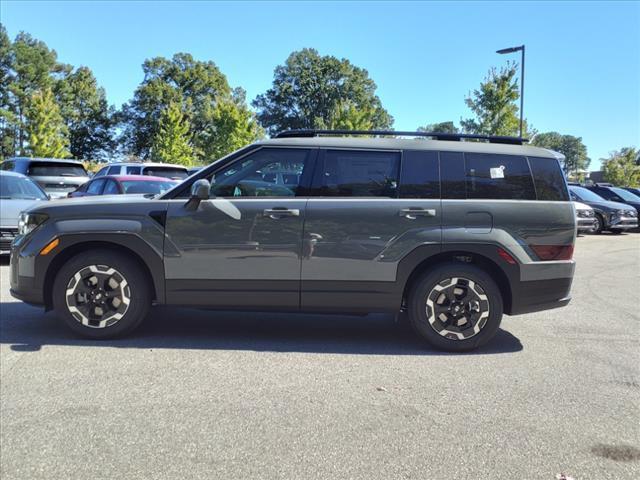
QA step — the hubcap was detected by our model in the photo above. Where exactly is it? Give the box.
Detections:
[65,265,131,328]
[425,277,490,340]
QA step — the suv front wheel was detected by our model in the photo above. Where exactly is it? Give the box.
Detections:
[408,263,503,352]
[53,250,151,339]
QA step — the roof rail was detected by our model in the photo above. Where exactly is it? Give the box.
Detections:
[274,129,528,145]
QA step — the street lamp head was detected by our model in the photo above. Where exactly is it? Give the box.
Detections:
[496,46,524,54]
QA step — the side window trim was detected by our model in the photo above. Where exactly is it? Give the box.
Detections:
[310,148,401,198]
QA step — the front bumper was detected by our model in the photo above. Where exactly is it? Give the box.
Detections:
[576,217,597,232]
[609,216,638,230]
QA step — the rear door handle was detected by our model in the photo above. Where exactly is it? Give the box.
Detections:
[263,208,300,218]
[399,208,436,219]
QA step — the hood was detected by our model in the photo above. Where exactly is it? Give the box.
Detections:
[0,197,48,227]
[23,194,160,219]
[581,199,632,211]
[572,201,592,211]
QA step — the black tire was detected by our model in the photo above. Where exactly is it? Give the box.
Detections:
[408,263,503,352]
[52,249,151,339]
[593,214,604,234]
[610,229,624,235]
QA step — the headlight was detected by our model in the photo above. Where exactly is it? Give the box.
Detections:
[625,209,638,217]
[18,212,48,236]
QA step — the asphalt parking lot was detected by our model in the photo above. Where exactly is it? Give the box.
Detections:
[1,233,639,480]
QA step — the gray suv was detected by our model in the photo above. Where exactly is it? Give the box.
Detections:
[9,130,576,351]
[1,157,89,198]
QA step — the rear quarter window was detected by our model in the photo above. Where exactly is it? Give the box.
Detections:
[528,157,569,201]
[464,153,536,200]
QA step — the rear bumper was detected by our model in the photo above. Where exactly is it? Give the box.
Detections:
[507,260,574,315]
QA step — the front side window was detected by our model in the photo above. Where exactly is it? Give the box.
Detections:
[465,153,536,200]
[87,179,106,194]
[315,149,400,197]
[209,148,311,197]
[107,166,121,175]
[94,167,108,177]
[0,161,15,171]
[126,166,142,175]
[103,180,120,195]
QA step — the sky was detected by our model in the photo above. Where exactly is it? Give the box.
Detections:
[2,0,639,169]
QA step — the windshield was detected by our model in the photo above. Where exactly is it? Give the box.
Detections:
[121,180,177,194]
[570,186,607,202]
[143,167,188,180]
[0,175,48,200]
[610,187,640,202]
[27,161,88,177]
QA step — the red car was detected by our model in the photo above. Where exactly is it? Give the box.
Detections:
[68,175,179,198]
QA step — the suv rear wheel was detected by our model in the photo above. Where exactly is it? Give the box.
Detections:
[52,250,150,339]
[408,263,503,352]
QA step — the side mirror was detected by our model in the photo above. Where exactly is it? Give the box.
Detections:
[186,179,210,210]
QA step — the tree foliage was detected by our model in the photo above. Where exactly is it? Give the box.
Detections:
[253,48,393,135]
[417,121,459,134]
[602,147,640,187]
[25,88,70,158]
[461,63,533,137]
[325,100,375,130]
[151,101,194,166]
[0,25,113,159]
[532,131,590,178]
[121,53,261,162]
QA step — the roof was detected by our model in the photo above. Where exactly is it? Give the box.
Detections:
[255,136,563,160]
[0,170,29,178]
[7,157,85,165]
[101,174,178,182]
[103,162,188,170]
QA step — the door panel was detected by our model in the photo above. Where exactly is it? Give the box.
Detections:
[164,198,306,308]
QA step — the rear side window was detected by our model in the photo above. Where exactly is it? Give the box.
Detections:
[440,151,466,199]
[465,153,535,200]
[27,161,88,177]
[399,150,439,198]
[528,157,569,201]
[316,150,400,197]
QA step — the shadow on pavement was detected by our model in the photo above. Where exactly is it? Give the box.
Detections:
[0,301,523,356]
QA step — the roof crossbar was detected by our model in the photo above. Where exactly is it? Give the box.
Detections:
[274,129,528,145]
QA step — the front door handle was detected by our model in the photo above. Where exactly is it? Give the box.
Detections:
[399,208,436,219]
[263,208,300,219]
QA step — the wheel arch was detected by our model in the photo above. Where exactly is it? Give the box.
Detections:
[42,235,164,310]
[398,245,516,315]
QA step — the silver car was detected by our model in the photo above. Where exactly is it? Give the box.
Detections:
[0,171,49,255]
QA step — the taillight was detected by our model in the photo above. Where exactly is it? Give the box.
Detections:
[530,244,574,261]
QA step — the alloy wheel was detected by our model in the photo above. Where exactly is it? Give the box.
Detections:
[425,277,490,340]
[65,265,131,328]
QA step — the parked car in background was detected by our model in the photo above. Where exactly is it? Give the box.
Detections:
[0,171,49,255]
[573,201,596,234]
[68,175,178,198]
[187,166,203,176]
[585,184,640,215]
[569,186,638,234]
[623,187,640,197]
[94,162,189,181]
[10,130,577,352]
[1,157,89,198]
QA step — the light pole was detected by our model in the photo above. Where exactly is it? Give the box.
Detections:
[496,45,525,138]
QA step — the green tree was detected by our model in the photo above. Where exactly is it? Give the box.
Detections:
[204,89,264,161]
[253,48,393,135]
[121,53,259,162]
[532,132,590,178]
[56,66,115,160]
[25,88,70,158]
[417,121,459,134]
[0,25,15,158]
[150,101,194,166]
[325,100,375,130]
[461,63,533,137]
[602,147,640,187]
